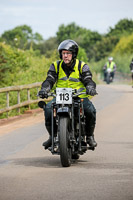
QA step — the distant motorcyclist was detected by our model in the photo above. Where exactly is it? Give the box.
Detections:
[38,39,97,149]
[129,58,133,87]
[103,57,117,82]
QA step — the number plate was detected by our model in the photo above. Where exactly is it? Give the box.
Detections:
[107,68,111,73]
[56,88,72,104]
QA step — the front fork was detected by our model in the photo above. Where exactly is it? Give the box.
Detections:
[51,103,59,154]
[51,103,55,153]
[71,100,83,152]
[78,101,82,152]
[71,102,75,152]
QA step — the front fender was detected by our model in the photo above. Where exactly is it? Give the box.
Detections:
[57,107,70,117]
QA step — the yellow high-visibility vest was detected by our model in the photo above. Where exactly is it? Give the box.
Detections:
[54,59,89,98]
[106,61,115,71]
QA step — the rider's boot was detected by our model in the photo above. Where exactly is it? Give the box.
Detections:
[86,126,97,147]
[42,126,52,149]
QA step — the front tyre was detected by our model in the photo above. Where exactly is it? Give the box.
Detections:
[106,73,110,84]
[59,116,71,167]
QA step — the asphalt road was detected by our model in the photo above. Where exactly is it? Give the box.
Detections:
[0,84,133,200]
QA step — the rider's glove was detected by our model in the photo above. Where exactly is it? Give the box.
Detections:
[86,85,97,96]
[38,88,48,99]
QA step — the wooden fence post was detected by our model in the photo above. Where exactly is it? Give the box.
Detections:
[6,91,9,118]
[37,87,39,99]
[27,89,30,110]
[17,91,20,114]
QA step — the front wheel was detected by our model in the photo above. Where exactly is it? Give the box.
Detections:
[58,116,71,167]
[106,73,110,84]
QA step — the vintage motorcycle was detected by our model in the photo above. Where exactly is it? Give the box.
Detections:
[38,88,95,167]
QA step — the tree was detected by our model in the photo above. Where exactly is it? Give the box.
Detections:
[0,42,29,87]
[34,37,58,56]
[56,22,82,43]
[90,36,119,61]
[77,47,88,63]
[113,33,133,55]
[107,18,133,37]
[1,25,43,49]
[56,22,102,60]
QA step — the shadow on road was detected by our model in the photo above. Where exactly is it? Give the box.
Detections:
[8,156,89,168]
[8,155,133,172]
[9,156,62,168]
[7,157,133,175]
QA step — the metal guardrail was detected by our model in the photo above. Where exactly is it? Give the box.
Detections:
[0,82,49,115]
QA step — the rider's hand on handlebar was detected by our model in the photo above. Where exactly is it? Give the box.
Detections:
[38,88,48,99]
[86,85,97,96]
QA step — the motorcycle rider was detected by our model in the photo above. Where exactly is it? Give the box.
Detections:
[103,57,117,82]
[129,58,133,86]
[39,39,97,149]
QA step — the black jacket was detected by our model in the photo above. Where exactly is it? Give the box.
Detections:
[130,61,133,71]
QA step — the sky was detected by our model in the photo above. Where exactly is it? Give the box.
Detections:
[0,0,133,40]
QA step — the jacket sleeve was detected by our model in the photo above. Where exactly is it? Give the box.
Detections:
[113,63,117,71]
[81,64,96,88]
[130,63,133,70]
[41,63,57,90]
[103,63,107,70]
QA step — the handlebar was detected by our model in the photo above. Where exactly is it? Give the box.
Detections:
[37,90,98,99]
[37,92,56,99]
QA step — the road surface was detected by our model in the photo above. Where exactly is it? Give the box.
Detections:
[0,84,133,200]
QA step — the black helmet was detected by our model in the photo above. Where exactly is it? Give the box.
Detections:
[58,39,79,59]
